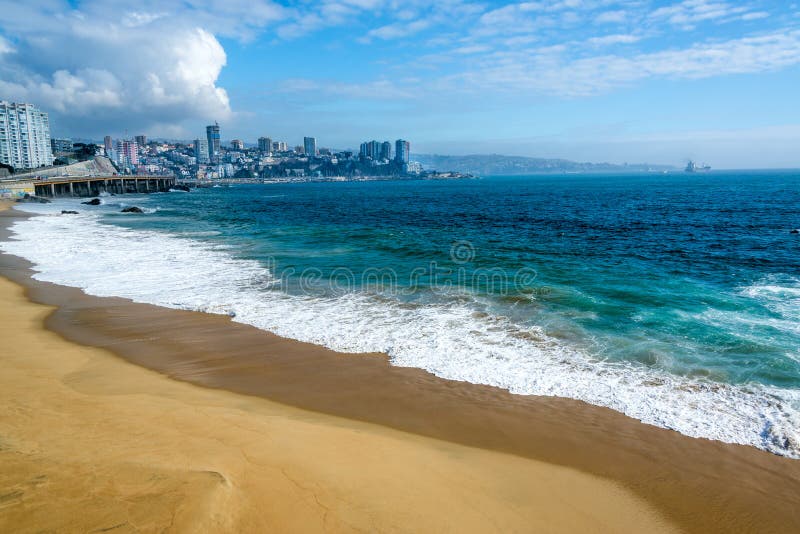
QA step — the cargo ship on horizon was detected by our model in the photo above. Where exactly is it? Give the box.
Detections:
[685,160,711,172]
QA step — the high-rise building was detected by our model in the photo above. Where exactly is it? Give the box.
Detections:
[258,137,272,153]
[115,139,139,166]
[0,101,54,169]
[272,141,287,152]
[135,135,147,148]
[103,135,113,155]
[380,141,392,161]
[206,122,220,163]
[360,140,385,159]
[395,139,410,164]
[231,139,244,150]
[194,138,209,164]
[304,136,317,156]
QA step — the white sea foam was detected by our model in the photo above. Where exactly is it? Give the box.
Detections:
[3,206,800,458]
[741,276,800,322]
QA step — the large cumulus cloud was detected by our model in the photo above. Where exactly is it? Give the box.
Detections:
[0,2,261,137]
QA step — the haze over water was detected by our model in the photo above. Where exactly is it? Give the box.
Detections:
[4,171,800,457]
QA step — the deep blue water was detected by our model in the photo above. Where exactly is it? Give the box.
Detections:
[121,172,800,386]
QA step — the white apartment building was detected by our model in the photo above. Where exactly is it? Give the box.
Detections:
[0,101,54,170]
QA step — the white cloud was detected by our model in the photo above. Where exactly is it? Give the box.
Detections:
[0,5,234,137]
[586,33,640,46]
[122,11,167,28]
[457,29,800,96]
[650,0,765,29]
[741,11,769,21]
[595,9,627,24]
[278,78,414,99]
[0,35,14,55]
[363,19,432,41]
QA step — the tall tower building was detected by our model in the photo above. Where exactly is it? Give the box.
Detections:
[135,135,147,148]
[380,141,392,161]
[304,136,317,156]
[0,101,54,170]
[360,140,386,159]
[395,139,410,164]
[258,137,272,153]
[231,139,244,150]
[194,138,209,164]
[115,139,139,166]
[206,122,220,163]
[103,135,113,155]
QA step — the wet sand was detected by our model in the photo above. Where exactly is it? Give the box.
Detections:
[2,202,800,532]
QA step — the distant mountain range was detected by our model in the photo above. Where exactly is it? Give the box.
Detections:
[413,154,675,175]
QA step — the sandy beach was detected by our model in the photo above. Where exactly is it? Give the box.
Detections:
[0,242,676,530]
[1,201,799,532]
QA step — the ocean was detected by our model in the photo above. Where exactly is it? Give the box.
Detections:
[4,172,800,457]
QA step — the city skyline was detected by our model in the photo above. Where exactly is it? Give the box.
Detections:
[1,1,799,168]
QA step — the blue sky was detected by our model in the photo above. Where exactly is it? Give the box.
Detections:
[1,1,799,167]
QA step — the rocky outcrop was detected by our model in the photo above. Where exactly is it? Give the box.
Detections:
[16,194,51,204]
[121,206,144,213]
[82,198,101,205]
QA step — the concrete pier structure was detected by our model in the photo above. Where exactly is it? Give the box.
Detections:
[29,176,176,198]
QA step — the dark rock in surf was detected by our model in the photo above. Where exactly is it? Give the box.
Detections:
[82,198,101,205]
[17,194,51,204]
[121,206,144,213]
[61,210,79,214]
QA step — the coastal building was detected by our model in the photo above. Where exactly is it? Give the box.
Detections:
[231,139,244,150]
[0,101,54,170]
[360,140,384,160]
[206,122,221,163]
[380,141,392,161]
[395,139,410,164]
[103,135,113,155]
[50,138,73,155]
[194,138,209,164]
[405,161,423,174]
[304,136,317,156]
[115,139,139,166]
[258,137,272,153]
[135,135,147,148]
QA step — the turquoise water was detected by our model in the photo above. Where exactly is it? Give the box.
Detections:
[5,171,800,456]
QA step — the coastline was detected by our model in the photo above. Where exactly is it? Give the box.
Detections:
[2,201,800,532]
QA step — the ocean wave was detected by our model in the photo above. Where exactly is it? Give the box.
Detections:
[741,275,800,321]
[2,206,799,458]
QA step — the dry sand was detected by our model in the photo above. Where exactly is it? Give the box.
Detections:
[0,275,677,533]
